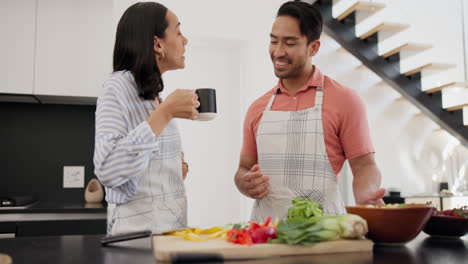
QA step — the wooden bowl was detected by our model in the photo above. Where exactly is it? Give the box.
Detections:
[423,215,468,238]
[345,204,433,244]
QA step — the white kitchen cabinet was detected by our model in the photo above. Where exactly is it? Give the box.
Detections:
[0,0,37,95]
[34,0,113,99]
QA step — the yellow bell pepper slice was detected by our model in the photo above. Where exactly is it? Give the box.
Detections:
[184,232,206,242]
[273,217,279,227]
[207,229,228,239]
[200,226,224,234]
[191,228,203,234]
[165,230,185,236]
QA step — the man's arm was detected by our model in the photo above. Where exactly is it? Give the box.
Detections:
[235,155,270,199]
[349,153,385,205]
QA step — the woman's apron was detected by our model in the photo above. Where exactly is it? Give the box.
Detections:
[109,102,187,235]
[252,78,345,222]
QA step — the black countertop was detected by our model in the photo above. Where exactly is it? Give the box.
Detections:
[0,201,106,214]
[0,233,466,264]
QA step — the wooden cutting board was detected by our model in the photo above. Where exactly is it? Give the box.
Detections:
[152,235,373,261]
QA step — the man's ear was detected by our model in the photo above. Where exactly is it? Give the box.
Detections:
[308,39,321,57]
[154,36,164,58]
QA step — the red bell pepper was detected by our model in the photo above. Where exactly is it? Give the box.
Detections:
[226,217,277,245]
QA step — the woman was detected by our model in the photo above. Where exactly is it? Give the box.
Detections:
[94,2,198,235]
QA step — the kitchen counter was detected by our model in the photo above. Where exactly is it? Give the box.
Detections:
[0,201,106,214]
[0,233,466,264]
[0,202,107,237]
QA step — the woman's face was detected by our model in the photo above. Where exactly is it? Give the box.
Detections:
[156,10,188,73]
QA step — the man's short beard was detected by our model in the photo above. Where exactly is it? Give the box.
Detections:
[275,60,307,79]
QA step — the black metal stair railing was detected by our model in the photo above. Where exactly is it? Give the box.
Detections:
[313,0,468,146]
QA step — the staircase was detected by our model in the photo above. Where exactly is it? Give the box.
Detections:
[311,0,468,146]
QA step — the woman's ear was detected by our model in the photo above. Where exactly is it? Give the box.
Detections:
[154,36,164,59]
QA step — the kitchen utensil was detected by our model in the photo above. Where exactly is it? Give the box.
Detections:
[346,204,433,244]
[423,215,468,237]
[101,230,152,246]
[101,227,190,246]
[152,235,372,261]
[195,88,217,121]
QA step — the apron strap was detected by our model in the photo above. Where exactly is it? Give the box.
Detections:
[315,87,323,106]
[315,73,325,106]
[266,74,325,110]
[265,89,278,110]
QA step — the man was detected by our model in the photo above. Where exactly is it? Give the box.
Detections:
[235,1,385,222]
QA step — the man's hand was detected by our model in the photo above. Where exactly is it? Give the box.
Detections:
[356,188,386,205]
[181,152,188,180]
[240,165,270,199]
[349,153,385,205]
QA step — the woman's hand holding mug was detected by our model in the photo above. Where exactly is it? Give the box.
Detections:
[160,89,199,120]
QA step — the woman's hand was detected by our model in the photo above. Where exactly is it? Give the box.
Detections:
[147,89,199,136]
[181,152,188,180]
[159,89,199,120]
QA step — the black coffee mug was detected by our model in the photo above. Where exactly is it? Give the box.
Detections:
[195,88,217,121]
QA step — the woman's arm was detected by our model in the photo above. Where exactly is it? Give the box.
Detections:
[94,84,160,192]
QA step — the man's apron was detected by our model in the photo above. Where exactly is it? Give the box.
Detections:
[252,78,345,222]
[109,102,187,235]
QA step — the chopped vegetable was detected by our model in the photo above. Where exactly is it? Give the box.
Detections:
[364,204,407,208]
[207,229,229,239]
[270,214,368,246]
[287,197,324,221]
[184,232,207,242]
[251,226,277,243]
[200,226,225,234]
[434,206,468,218]
[226,217,277,245]
[164,226,228,241]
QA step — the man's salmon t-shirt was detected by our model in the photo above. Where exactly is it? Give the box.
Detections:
[241,67,375,175]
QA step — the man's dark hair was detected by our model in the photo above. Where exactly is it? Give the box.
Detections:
[113,2,168,100]
[277,1,323,44]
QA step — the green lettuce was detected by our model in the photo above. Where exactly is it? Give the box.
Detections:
[286,197,324,221]
[270,214,368,246]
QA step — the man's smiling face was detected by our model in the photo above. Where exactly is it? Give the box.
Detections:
[269,15,318,79]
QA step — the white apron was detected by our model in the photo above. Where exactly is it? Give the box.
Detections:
[109,102,187,235]
[251,78,345,222]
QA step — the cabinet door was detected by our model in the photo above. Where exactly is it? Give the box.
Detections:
[0,0,37,95]
[34,0,113,98]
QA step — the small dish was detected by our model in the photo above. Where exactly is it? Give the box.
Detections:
[423,215,468,238]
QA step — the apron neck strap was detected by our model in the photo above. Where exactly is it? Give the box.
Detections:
[266,76,325,110]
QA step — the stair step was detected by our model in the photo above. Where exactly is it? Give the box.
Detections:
[424,82,468,94]
[464,106,468,126]
[336,46,347,53]
[402,63,455,76]
[446,103,468,112]
[335,1,386,21]
[358,22,409,40]
[394,97,406,102]
[380,43,432,58]
[355,63,367,70]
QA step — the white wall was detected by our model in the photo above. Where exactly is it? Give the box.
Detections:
[162,38,243,227]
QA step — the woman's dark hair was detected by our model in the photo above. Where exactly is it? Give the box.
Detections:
[113,2,168,100]
[277,1,323,44]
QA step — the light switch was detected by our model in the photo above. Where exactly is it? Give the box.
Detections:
[63,166,85,188]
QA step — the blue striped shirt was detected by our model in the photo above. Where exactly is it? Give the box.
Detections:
[94,71,160,204]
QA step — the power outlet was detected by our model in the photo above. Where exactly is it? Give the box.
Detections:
[63,166,85,188]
